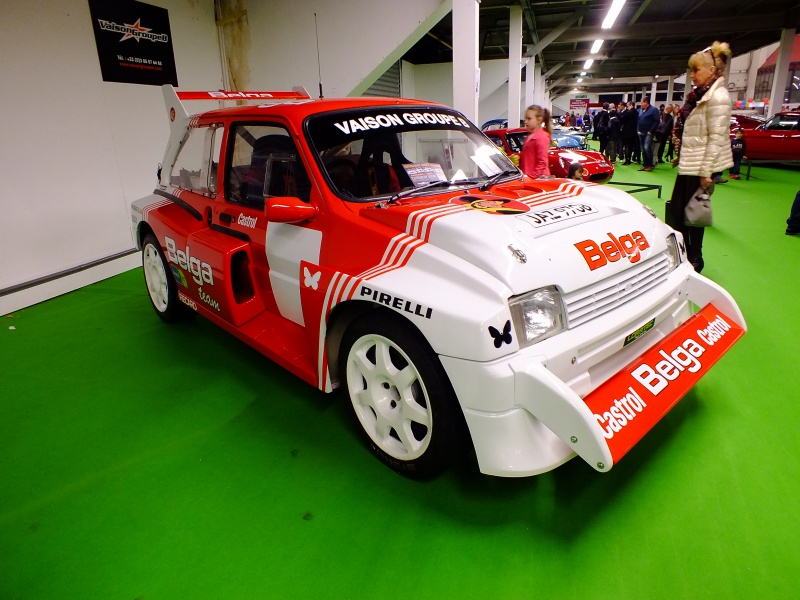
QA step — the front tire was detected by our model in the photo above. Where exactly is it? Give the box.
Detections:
[339,309,466,478]
[142,234,187,323]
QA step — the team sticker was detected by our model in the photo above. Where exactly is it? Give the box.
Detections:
[451,195,530,215]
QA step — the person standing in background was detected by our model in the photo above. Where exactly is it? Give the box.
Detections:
[729,128,746,179]
[519,104,552,179]
[595,103,610,154]
[666,41,734,273]
[659,105,675,164]
[606,109,621,164]
[621,100,639,164]
[787,190,800,235]
[637,96,660,171]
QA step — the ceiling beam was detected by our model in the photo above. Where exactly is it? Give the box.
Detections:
[541,13,793,43]
[524,10,586,57]
[542,35,780,63]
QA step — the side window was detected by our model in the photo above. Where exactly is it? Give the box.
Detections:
[226,123,311,208]
[765,115,799,131]
[170,126,221,195]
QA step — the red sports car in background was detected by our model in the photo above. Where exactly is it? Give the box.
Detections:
[484,127,614,183]
[735,112,800,160]
[730,113,765,130]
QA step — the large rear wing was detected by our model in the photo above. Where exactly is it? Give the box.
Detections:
[175,88,311,101]
[159,85,311,187]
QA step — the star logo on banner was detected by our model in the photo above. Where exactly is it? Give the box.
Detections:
[120,19,151,42]
[303,267,321,290]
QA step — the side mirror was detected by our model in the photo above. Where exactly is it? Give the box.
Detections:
[264,196,317,223]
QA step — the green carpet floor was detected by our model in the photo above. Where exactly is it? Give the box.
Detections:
[2,160,799,599]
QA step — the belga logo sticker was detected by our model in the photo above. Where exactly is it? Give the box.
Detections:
[165,236,214,285]
[574,231,650,270]
[452,195,530,215]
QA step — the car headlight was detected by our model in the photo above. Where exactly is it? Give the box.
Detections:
[666,233,685,270]
[509,286,566,348]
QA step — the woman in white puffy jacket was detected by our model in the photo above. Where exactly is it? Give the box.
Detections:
[667,41,733,273]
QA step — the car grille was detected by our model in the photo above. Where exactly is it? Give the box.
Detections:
[562,251,671,328]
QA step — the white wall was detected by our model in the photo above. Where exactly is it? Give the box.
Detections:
[407,59,512,126]
[0,0,222,302]
[240,0,450,97]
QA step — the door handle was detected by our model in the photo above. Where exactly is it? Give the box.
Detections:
[220,213,233,224]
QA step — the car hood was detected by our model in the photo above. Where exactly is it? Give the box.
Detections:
[551,148,606,165]
[357,179,670,295]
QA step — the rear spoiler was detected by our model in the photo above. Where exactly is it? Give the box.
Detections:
[175,88,311,101]
[158,85,311,186]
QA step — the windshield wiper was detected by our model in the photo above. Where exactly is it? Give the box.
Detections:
[478,168,522,192]
[383,180,458,206]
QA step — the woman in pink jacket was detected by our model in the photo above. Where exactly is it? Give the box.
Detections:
[519,105,552,179]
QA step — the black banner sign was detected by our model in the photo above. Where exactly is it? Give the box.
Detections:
[88,0,178,86]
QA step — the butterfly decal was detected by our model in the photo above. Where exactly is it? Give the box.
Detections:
[303,267,321,290]
[488,320,512,348]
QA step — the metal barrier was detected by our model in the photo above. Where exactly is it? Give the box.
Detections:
[745,159,800,180]
[608,181,662,198]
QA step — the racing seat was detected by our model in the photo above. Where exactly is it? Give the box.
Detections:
[241,135,311,206]
[354,135,411,197]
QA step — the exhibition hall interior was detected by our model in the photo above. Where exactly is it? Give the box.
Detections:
[2,1,800,597]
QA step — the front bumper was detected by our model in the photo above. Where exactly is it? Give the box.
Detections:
[440,269,746,477]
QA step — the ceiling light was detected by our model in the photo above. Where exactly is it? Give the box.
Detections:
[577,78,583,83]
[601,0,626,29]
[655,74,659,78]
[581,72,587,76]
[610,77,614,80]
[591,39,604,54]
[584,59,594,70]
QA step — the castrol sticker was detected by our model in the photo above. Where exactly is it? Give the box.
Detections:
[582,304,744,463]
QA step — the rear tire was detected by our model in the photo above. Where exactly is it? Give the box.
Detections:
[339,309,467,478]
[142,234,188,323]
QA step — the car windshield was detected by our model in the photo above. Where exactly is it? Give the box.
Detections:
[551,130,586,149]
[306,107,517,201]
[506,131,528,153]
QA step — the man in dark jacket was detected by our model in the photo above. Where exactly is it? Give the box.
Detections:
[787,189,800,235]
[620,101,639,164]
[594,103,610,153]
[637,96,660,171]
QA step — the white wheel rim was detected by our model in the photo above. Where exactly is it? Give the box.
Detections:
[143,243,170,312]
[345,334,432,461]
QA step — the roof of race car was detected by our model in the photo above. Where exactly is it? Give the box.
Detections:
[188,96,447,123]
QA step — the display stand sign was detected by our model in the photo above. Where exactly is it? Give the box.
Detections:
[88,0,178,86]
[569,99,589,113]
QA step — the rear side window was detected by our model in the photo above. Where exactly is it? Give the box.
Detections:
[765,115,799,131]
[169,126,221,195]
[226,124,311,208]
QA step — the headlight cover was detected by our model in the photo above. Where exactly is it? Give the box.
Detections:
[666,232,684,271]
[509,286,566,348]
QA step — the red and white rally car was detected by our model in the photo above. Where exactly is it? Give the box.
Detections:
[132,86,746,478]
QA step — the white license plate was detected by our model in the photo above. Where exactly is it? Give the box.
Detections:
[524,202,598,227]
